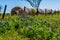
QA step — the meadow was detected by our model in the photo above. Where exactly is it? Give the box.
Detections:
[0,13,60,40]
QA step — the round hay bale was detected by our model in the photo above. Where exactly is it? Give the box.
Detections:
[11,6,27,16]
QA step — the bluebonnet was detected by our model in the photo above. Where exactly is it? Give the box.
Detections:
[21,16,26,18]
[22,16,29,18]
[36,30,41,35]
[37,30,40,33]
[16,18,21,20]
[21,16,33,21]
[29,27,33,30]
[51,28,55,32]
[28,18,33,21]
[28,28,35,36]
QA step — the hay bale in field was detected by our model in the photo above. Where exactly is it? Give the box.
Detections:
[11,6,28,16]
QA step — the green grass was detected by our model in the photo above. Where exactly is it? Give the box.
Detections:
[0,13,60,40]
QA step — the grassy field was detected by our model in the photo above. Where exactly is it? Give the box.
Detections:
[0,13,60,40]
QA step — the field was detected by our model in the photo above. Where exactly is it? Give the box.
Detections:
[0,13,60,40]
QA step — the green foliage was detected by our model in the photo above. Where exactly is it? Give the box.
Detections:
[0,13,60,40]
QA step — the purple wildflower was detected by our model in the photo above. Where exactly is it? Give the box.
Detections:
[29,27,33,30]
[16,18,21,20]
[51,28,55,32]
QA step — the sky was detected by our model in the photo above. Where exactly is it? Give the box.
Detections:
[0,0,60,13]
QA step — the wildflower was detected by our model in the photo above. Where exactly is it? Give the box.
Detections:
[36,30,41,35]
[38,30,40,33]
[16,18,21,20]
[21,19,24,21]
[29,27,33,30]
[51,28,55,32]
[28,18,33,21]
[21,16,26,18]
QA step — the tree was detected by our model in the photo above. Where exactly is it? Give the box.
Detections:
[0,5,2,12]
[25,0,42,14]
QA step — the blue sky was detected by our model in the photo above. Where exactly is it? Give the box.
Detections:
[0,0,60,13]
